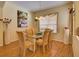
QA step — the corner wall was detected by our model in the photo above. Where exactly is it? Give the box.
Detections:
[72,1,79,56]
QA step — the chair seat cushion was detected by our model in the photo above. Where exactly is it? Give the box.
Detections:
[36,39,43,46]
[36,39,48,46]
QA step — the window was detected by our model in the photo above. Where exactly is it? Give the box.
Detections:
[39,13,58,33]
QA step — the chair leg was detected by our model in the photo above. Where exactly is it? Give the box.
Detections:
[23,48,26,56]
[48,42,52,56]
[32,45,35,56]
[50,42,52,49]
[18,47,21,56]
[43,45,45,56]
[46,45,48,50]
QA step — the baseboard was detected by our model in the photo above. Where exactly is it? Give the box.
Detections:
[52,39,64,43]
[52,39,71,45]
[0,38,71,47]
[0,40,18,47]
[5,39,18,45]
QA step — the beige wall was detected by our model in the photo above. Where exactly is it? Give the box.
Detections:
[33,3,72,43]
[73,36,79,56]
[72,1,79,56]
[73,2,79,35]
[0,7,3,46]
[3,2,33,45]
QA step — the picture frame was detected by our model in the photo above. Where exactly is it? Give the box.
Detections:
[17,10,28,28]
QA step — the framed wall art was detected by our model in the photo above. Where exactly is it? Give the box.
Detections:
[17,10,28,28]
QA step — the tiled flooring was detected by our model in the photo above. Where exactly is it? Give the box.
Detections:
[0,40,73,57]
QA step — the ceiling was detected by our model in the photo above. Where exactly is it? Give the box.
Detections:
[11,1,70,12]
[0,1,70,12]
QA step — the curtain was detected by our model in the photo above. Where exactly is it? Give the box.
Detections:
[39,14,57,33]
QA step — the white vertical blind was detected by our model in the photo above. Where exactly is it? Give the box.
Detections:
[39,14,57,33]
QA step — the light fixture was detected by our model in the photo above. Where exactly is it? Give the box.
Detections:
[68,8,75,14]
[0,18,12,46]
[35,16,39,21]
[0,19,3,21]
[3,18,12,23]
[3,18,12,46]
[35,16,39,20]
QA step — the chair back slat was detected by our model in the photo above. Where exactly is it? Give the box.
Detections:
[48,30,53,46]
[43,29,51,44]
[25,27,35,37]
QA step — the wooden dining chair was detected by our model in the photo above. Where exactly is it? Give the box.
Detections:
[36,28,52,56]
[17,31,34,56]
[25,27,35,37]
[48,30,53,52]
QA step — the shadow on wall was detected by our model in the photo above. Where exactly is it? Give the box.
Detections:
[72,27,79,56]
[76,27,79,36]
